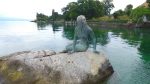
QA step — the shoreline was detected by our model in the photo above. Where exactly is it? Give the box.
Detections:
[31,20,150,28]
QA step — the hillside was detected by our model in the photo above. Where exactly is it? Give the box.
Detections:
[139,2,149,8]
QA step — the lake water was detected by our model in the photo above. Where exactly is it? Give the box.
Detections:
[0,21,150,84]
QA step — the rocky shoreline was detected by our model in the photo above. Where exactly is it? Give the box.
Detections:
[0,50,114,84]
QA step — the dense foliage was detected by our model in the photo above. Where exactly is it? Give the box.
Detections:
[130,7,150,22]
[35,0,148,23]
[111,4,134,23]
[146,0,150,8]
[112,2,150,23]
[35,10,63,22]
[50,10,63,21]
[124,4,133,16]
[103,0,114,15]
[113,9,124,19]
[62,0,114,20]
[36,13,49,22]
[113,4,133,19]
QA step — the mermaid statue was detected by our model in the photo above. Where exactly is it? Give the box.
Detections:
[64,15,98,53]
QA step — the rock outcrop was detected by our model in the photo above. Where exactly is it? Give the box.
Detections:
[0,50,114,84]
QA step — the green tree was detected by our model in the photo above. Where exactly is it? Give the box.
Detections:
[62,2,79,20]
[124,4,133,16]
[36,13,49,22]
[146,0,150,8]
[130,7,150,22]
[51,9,59,21]
[113,9,124,19]
[78,0,104,19]
[103,0,114,15]
[62,0,104,20]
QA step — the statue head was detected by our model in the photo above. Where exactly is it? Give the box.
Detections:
[76,15,87,27]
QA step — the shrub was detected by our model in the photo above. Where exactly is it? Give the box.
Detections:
[118,15,130,21]
[98,16,113,21]
[130,7,150,22]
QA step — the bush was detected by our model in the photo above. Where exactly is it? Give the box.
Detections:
[130,7,150,22]
[118,15,130,21]
[92,15,129,23]
[98,16,113,21]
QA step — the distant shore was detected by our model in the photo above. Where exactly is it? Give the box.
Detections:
[31,20,150,28]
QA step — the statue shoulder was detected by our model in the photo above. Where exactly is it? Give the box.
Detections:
[86,26,93,32]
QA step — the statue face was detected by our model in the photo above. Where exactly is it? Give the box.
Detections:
[77,15,86,25]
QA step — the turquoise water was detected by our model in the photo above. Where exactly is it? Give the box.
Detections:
[0,21,150,84]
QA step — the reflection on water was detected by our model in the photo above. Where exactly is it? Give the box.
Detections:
[63,25,75,40]
[37,21,63,32]
[51,22,63,32]
[37,21,49,30]
[0,21,150,84]
[93,28,110,46]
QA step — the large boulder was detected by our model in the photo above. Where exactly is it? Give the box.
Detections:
[0,50,114,84]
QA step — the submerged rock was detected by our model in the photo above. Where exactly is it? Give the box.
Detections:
[0,50,114,84]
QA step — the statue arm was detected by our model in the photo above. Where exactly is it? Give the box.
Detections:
[73,32,77,52]
[89,30,96,51]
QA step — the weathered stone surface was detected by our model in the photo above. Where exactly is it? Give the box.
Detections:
[0,50,113,84]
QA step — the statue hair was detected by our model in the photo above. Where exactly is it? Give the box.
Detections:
[75,15,91,39]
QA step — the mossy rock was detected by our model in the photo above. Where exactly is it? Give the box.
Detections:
[0,60,41,84]
[0,50,114,84]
